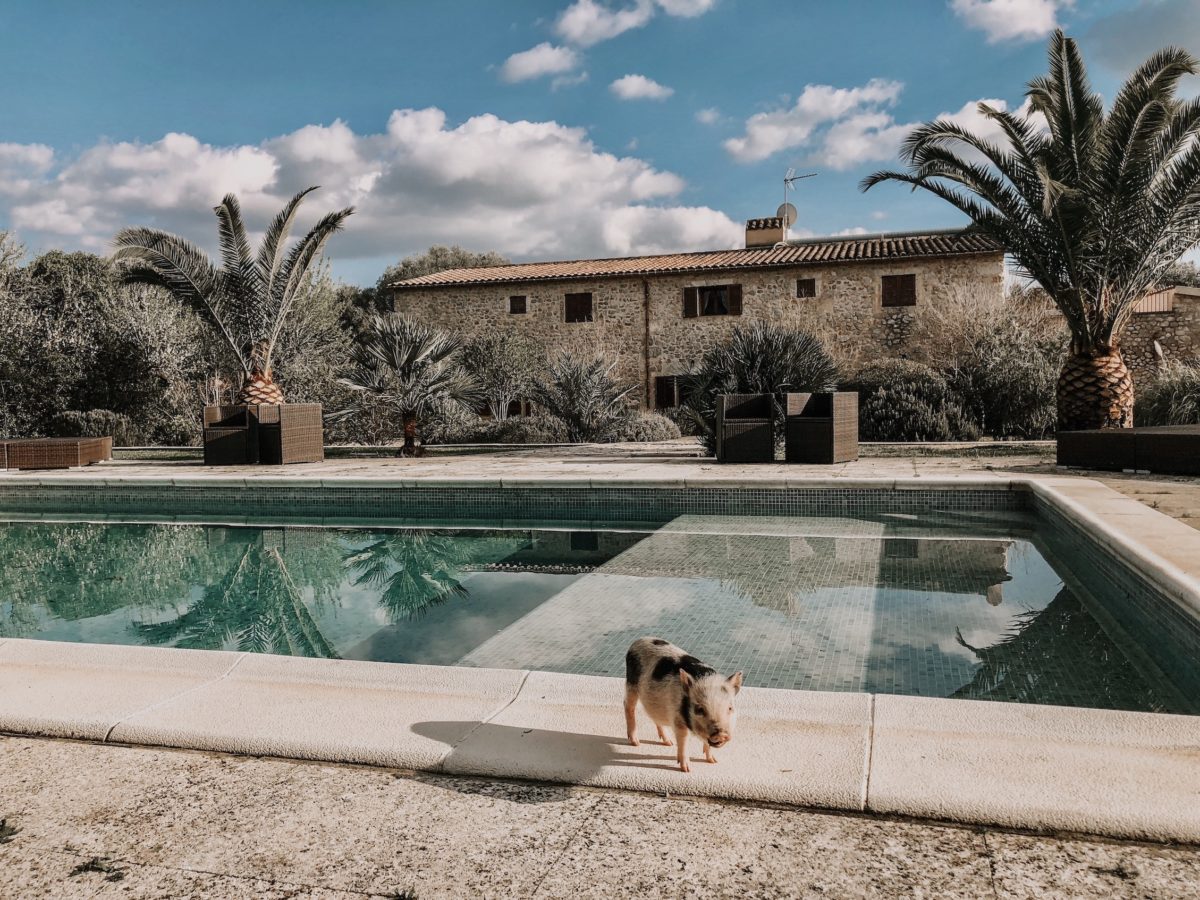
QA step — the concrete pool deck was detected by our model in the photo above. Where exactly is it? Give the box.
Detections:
[1,450,1199,846]
[5,735,1198,900]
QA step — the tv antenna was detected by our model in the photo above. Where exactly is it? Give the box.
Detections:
[779,168,817,231]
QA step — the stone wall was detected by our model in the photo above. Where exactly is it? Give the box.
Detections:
[1121,287,1200,381]
[393,254,1005,408]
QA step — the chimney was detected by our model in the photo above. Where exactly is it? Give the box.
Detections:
[745,216,786,248]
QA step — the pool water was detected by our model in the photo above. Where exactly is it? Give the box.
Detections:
[1,511,1196,714]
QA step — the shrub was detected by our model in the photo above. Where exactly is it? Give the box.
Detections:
[944,327,1061,439]
[612,412,682,443]
[531,355,636,442]
[47,410,142,446]
[848,359,978,442]
[461,332,545,420]
[678,322,839,453]
[425,412,568,445]
[1135,360,1200,426]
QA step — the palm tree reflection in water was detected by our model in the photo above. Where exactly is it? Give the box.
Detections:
[135,534,340,659]
[952,587,1171,712]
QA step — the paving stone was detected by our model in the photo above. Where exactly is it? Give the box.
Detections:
[534,792,994,899]
[986,831,1200,899]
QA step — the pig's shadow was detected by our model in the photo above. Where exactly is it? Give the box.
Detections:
[412,719,694,786]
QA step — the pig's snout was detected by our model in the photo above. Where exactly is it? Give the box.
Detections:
[708,732,731,748]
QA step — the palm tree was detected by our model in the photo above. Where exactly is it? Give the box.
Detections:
[338,315,482,455]
[678,322,839,453]
[862,32,1200,430]
[113,187,353,404]
[530,354,636,442]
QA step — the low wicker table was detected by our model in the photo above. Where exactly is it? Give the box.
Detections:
[1056,425,1200,475]
[3,437,113,470]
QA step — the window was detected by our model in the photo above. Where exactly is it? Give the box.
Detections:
[508,295,527,314]
[570,531,599,552]
[796,278,817,299]
[565,292,593,323]
[682,284,743,318]
[881,273,917,307]
[655,375,680,410]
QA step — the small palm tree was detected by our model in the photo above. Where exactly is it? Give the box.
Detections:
[338,315,482,455]
[113,187,353,404]
[531,354,636,442]
[862,32,1200,430]
[678,322,839,453]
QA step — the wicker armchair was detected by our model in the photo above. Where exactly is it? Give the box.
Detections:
[257,403,324,465]
[715,394,775,463]
[203,404,324,466]
[785,392,858,464]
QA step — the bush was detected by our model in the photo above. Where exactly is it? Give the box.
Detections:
[531,355,636,442]
[47,410,142,446]
[944,328,1061,439]
[848,360,978,442]
[612,412,682,443]
[1135,360,1200,426]
[678,322,839,453]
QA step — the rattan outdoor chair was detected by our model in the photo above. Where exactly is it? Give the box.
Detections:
[256,403,324,465]
[203,405,260,466]
[785,392,858,464]
[716,394,774,463]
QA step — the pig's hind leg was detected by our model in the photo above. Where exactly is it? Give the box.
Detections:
[655,724,672,746]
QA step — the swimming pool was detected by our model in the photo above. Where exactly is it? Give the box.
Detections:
[2,502,1196,715]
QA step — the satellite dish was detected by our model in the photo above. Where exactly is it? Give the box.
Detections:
[776,202,798,227]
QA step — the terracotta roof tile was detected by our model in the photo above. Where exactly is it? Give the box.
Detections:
[390,229,1002,289]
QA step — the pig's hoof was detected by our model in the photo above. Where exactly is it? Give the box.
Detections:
[679,764,690,773]
[628,736,640,747]
[705,755,718,764]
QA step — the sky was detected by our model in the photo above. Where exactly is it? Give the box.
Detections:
[0,0,1197,285]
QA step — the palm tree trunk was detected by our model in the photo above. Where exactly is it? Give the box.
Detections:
[236,367,285,405]
[402,413,419,456]
[1056,346,1134,431]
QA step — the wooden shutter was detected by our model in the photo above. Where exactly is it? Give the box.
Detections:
[882,274,917,307]
[683,287,698,318]
[727,283,743,316]
[565,292,593,322]
[655,376,678,409]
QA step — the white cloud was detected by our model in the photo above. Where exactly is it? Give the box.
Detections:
[726,78,1045,171]
[950,0,1069,44]
[655,0,717,15]
[834,226,869,236]
[870,210,888,221]
[695,107,721,125]
[610,74,674,100]
[551,71,590,90]
[553,0,717,47]
[724,79,904,162]
[556,0,654,46]
[0,108,743,263]
[499,42,581,82]
[1088,0,1200,74]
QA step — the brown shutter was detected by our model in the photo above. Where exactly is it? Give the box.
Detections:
[683,287,698,318]
[728,283,743,315]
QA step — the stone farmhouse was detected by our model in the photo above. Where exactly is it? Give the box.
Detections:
[390,217,1196,410]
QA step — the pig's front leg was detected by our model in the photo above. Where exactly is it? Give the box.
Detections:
[624,688,639,746]
[704,744,718,764]
[674,725,691,772]
[656,724,672,746]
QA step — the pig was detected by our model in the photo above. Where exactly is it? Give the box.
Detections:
[624,636,743,773]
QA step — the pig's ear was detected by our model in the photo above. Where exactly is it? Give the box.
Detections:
[728,672,744,694]
[679,669,693,689]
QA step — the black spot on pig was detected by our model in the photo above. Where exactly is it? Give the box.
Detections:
[651,654,715,682]
[680,694,693,729]
[625,650,642,685]
[651,638,668,646]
